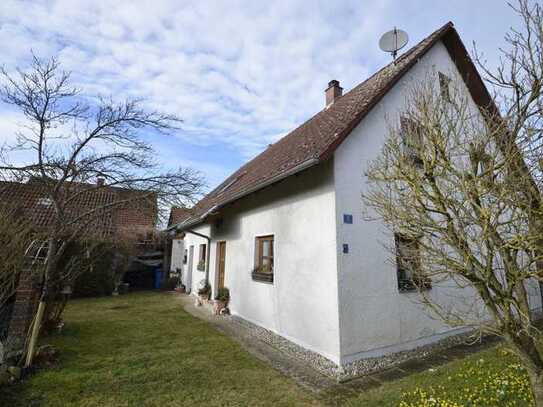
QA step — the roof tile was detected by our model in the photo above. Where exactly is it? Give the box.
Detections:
[178,22,455,229]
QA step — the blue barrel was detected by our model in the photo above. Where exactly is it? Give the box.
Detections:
[154,267,163,289]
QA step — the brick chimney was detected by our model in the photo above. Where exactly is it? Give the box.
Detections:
[97,177,105,187]
[325,80,343,106]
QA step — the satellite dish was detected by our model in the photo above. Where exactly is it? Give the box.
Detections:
[379,27,409,61]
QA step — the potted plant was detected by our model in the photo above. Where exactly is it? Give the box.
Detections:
[251,263,273,283]
[196,279,211,305]
[213,287,230,315]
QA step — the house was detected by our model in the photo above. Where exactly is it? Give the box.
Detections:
[168,22,542,376]
[0,177,157,240]
[163,207,192,282]
[0,177,158,355]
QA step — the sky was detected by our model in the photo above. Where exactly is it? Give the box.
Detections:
[0,0,519,190]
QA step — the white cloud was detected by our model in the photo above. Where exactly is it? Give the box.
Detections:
[0,0,517,186]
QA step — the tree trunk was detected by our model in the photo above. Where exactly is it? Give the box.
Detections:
[24,237,57,367]
[527,369,543,407]
[508,331,543,406]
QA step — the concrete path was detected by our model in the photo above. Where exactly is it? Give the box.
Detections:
[174,293,500,400]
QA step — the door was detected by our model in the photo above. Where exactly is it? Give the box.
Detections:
[216,241,226,289]
[186,245,194,293]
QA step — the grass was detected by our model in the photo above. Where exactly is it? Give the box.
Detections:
[1,292,318,407]
[0,292,535,406]
[340,346,533,406]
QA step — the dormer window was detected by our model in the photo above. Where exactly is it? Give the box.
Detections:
[37,197,53,207]
[438,72,451,103]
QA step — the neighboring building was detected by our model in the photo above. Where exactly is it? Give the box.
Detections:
[169,23,542,375]
[0,177,157,240]
[163,207,192,284]
[0,177,158,355]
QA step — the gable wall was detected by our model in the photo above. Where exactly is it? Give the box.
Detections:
[181,160,341,363]
[332,40,542,364]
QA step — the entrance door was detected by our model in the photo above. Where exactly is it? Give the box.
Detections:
[216,241,226,289]
[187,245,194,293]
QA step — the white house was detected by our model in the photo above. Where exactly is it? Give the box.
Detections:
[168,22,542,376]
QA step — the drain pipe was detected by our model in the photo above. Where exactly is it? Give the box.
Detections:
[183,229,212,288]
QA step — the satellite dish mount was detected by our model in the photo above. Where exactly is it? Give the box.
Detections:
[379,27,409,62]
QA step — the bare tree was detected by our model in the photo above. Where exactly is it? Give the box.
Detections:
[0,55,205,367]
[364,1,543,402]
[0,205,34,312]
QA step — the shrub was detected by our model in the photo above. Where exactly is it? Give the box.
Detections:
[162,277,178,291]
[197,279,211,298]
[72,245,116,298]
[215,287,229,303]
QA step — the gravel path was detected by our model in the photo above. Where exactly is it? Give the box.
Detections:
[174,293,500,395]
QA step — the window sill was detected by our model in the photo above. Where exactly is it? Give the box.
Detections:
[398,280,432,293]
[251,271,274,283]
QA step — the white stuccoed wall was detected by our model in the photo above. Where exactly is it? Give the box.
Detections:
[333,40,542,364]
[175,39,542,367]
[181,161,341,363]
[170,238,184,272]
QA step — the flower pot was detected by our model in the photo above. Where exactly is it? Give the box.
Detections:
[213,300,227,315]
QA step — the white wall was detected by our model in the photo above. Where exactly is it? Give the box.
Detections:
[176,39,542,367]
[170,238,184,272]
[333,40,542,364]
[181,161,341,363]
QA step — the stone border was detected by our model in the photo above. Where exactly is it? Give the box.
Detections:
[230,315,480,381]
[339,331,475,380]
[230,315,341,378]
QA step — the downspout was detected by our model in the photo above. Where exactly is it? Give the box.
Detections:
[183,229,212,288]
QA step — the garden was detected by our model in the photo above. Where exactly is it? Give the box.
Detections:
[0,291,538,406]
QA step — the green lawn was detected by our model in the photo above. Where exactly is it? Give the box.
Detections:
[1,292,318,407]
[0,292,534,406]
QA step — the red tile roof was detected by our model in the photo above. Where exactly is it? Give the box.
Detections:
[0,179,157,239]
[168,207,192,227]
[174,22,494,230]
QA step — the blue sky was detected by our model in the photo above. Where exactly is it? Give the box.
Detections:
[0,0,518,190]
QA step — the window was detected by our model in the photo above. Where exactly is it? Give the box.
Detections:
[252,235,274,283]
[439,72,451,102]
[197,244,206,271]
[395,233,430,292]
[183,249,188,264]
[343,214,353,224]
[400,116,424,166]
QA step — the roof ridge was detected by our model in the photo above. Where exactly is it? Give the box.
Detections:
[174,21,458,230]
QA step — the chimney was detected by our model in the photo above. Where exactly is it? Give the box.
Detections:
[97,177,105,187]
[325,80,342,106]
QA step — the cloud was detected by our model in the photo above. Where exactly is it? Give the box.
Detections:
[0,0,517,188]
